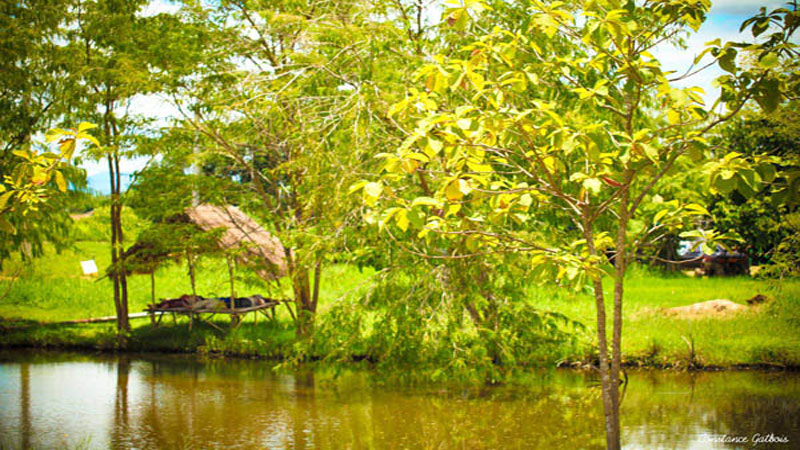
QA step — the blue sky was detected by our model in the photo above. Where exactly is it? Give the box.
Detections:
[653,0,790,104]
[82,0,792,177]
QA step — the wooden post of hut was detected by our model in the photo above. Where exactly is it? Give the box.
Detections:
[227,255,239,326]
[187,247,197,298]
[150,272,156,306]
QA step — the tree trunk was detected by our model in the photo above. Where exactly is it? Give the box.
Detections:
[113,153,130,332]
[609,173,633,446]
[584,221,621,450]
[104,106,129,334]
[311,256,322,313]
[188,248,197,298]
[107,154,125,332]
[150,271,155,305]
[286,247,315,337]
[293,265,313,337]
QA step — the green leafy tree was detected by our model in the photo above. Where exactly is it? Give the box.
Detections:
[357,1,798,447]
[0,0,76,153]
[171,0,440,336]
[0,125,95,267]
[709,103,800,263]
[0,0,89,266]
[58,0,208,333]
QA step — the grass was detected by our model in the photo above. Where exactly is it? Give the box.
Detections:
[0,239,376,357]
[2,238,799,368]
[0,240,374,322]
[533,266,800,368]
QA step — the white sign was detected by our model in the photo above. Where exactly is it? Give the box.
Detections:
[80,259,98,275]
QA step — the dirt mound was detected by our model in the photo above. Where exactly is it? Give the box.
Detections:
[664,299,747,318]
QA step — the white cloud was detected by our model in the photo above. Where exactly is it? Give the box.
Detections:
[127,94,182,127]
[137,0,180,18]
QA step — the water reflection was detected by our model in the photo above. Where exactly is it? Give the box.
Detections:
[0,351,797,449]
[20,363,30,450]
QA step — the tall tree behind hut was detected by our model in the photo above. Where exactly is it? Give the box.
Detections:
[170,0,437,335]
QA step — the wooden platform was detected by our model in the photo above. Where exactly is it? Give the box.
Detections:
[145,298,291,331]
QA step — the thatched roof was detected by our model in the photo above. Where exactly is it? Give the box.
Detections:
[121,204,286,281]
[184,204,287,280]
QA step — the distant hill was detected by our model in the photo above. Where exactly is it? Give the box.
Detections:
[86,172,133,195]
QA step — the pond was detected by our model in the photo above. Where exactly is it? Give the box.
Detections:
[0,350,797,449]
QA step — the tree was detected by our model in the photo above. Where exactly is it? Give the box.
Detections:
[171,0,439,336]
[0,0,88,265]
[0,125,97,269]
[357,1,798,448]
[59,0,207,333]
[0,0,75,154]
[708,103,800,263]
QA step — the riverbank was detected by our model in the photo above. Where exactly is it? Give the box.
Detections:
[2,241,800,371]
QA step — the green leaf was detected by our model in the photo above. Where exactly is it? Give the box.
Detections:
[680,230,704,239]
[667,110,681,125]
[683,203,710,216]
[718,48,737,74]
[77,122,98,132]
[458,179,472,196]
[348,180,368,194]
[59,139,76,160]
[716,175,737,194]
[755,78,780,113]
[54,171,68,193]
[583,178,601,194]
[758,53,779,69]
[756,163,776,183]
[456,118,472,130]
[45,128,68,143]
[388,99,408,117]
[395,209,409,231]
[0,216,16,234]
[445,179,464,201]
[407,208,425,228]
[363,182,383,206]
[81,134,101,149]
[427,138,443,154]
[641,143,658,162]
[411,197,440,208]
[0,191,14,211]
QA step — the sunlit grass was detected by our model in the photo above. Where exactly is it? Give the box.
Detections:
[0,241,375,323]
[2,241,799,367]
[533,265,800,367]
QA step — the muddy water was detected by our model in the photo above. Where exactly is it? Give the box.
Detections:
[0,351,798,449]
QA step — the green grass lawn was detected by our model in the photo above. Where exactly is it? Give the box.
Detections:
[0,240,374,322]
[533,267,800,367]
[0,240,376,356]
[2,240,799,368]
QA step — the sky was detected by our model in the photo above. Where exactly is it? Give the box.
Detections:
[651,0,789,103]
[81,0,790,177]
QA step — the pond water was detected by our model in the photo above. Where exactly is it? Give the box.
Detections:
[0,350,798,449]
